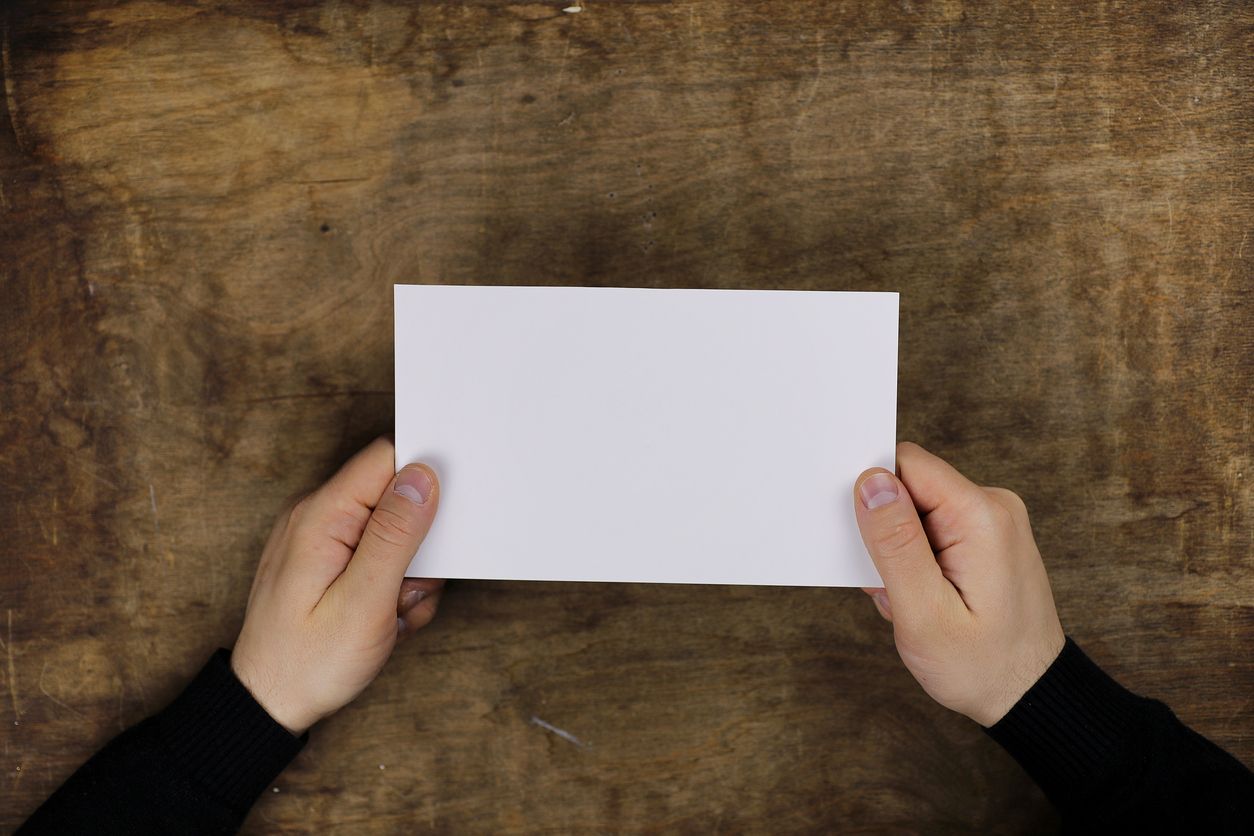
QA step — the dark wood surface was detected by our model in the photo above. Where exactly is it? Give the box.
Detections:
[2,1,1250,832]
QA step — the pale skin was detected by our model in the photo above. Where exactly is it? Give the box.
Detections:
[231,437,445,734]
[854,442,1066,727]
[232,437,1064,734]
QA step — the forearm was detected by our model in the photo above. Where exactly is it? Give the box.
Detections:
[987,638,1254,831]
[19,650,305,836]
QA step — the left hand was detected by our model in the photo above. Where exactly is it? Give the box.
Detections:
[231,436,444,734]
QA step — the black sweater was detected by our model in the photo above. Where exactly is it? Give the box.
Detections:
[19,639,1254,833]
[19,651,305,835]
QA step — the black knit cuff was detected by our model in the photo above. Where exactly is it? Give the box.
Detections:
[154,649,306,816]
[986,637,1146,807]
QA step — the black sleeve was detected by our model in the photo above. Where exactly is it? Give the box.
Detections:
[19,649,306,835]
[987,637,1254,833]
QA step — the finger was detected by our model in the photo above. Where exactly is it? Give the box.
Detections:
[398,587,444,638]
[870,590,892,621]
[853,468,960,622]
[331,463,440,612]
[896,441,986,516]
[258,491,358,611]
[860,586,893,622]
[310,436,398,518]
[896,441,988,551]
[397,577,446,612]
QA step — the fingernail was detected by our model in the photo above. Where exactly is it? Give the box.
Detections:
[859,472,899,509]
[394,466,433,505]
[873,591,892,617]
[399,587,427,611]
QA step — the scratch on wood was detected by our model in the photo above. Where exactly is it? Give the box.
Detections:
[555,37,572,92]
[294,178,370,185]
[794,34,825,129]
[1,16,25,153]
[1150,93,1188,135]
[530,715,590,748]
[38,661,86,719]
[1225,696,1251,734]
[1,610,19,724]
[687,6,706,52]
[69,458,120,490]
[149,482,161,535]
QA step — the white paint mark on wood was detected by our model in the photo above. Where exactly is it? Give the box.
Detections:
[530,715,590,748]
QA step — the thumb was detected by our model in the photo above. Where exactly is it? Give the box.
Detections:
[334,463,440,612]
[853,468,952,620]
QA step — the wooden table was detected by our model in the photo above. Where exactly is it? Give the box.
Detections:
[2,1,1250,831]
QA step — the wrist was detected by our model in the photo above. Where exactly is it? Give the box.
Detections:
[984,637,1152,807]
[972,629,1067,727]
[229,651,316,736]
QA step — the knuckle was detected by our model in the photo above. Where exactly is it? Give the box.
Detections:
[989,486,1027,516]
[991,501,1015,530]
[929,506,967,551]
[325,506,367,551]
[287,493,316,526]
[1007,490,1027,514]
[988,490,1026,531]
[972,492,1013,532]
[873,518,925,559]
[366,503,417,550]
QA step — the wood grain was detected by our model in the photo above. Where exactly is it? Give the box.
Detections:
[2,1,1250,832]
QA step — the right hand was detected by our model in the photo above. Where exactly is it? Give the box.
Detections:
[852,442,1065,727]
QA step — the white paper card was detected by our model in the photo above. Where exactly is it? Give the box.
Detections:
[396,285,896,587]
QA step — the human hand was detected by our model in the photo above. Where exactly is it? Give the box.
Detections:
[853,442,1065,727]
[231,437,444,734]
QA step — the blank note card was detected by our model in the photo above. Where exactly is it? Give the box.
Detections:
[396,284,896,587]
